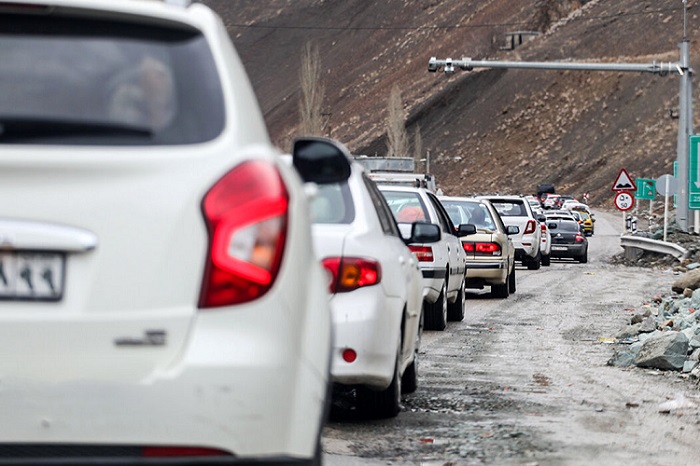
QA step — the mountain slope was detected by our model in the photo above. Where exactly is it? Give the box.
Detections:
[202,0,697,206]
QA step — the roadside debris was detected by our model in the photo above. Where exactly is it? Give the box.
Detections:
[607,284,700,378]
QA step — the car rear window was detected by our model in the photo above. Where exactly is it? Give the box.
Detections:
[0,12,225,145]
[489,200,527,217]
[381,190,429,223]
[554,221,581,232]
[310,182,355,224]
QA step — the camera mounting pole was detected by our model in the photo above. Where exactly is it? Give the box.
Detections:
[428,24,694,232]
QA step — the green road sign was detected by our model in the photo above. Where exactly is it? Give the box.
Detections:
[635,178,656,200]
[690,136,700,209]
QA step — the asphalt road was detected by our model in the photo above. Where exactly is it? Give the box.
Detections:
[323,210,700,466]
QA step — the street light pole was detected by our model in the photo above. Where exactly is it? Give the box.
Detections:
[428,51,693,231]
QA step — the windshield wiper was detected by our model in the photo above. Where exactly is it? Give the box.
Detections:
[0,117,153,141]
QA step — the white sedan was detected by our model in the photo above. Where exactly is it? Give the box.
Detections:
[297,140,438,418]
[380,186,469,331]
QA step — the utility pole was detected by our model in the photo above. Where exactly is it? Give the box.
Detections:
[428,4,694,231]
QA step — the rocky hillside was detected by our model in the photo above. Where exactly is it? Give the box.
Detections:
[201,0,698,207]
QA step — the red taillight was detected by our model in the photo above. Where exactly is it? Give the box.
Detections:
[476,242,502,255]
[143,447,231,457]
[199,160,289,308]
[463,242,501,255]
[524,220,536,234]
[322,257,381,293]
[409,245,434,262]
[541,224,547,232]
[575,234,585,243]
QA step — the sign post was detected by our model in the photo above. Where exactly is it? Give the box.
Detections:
[612,169,637,233]
[656,174,679,242]
[635,178,656,221]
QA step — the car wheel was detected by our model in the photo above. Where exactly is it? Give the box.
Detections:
[447,279,465,322]
[541,254,551,266]
[357,347,401,419]
[424,281,447,331]
[526,251,541,270]
[578,250,588,263]
[508,266,516,294]
[491,274,508,299]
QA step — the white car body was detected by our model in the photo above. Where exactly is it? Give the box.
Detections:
[0,1,331,464]
[308,159,424,418]
[379,186,468,330]
[478,195,543,270]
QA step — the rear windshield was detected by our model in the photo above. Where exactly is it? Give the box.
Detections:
[489,200,527,217]
[310,182,355,224]
[0,13,225,145]
[553,221,580,232]
[381,190,430,223]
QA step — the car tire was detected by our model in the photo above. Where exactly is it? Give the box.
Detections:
[492,278,509,299]
[508,266,516,294]
[447,279,465,322]
[526,251,541,270]
[578,250,588,263]
[357,348,401,419]
[425,281,447,331]
[541,254,551,266]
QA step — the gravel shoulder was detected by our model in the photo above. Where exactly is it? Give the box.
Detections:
[323,210,700,466]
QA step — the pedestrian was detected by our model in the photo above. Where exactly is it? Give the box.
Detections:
[583,191,590,204]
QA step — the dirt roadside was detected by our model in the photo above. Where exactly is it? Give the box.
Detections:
[323,210,699,466]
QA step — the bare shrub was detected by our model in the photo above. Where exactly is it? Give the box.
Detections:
[298,41,325,136]
[386,85,409,157]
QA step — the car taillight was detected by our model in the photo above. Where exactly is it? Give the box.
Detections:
[540,224,547,232]
[409,245,434,262]
[476,242,502,256]
[575,234,585,243]
[524,220,536,234]
[462,243,475,253]
[199,160,289,308]
[322,257,381,293]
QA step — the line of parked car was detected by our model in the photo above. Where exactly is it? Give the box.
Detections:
[0,1,596,463]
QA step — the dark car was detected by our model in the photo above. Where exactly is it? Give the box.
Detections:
[547,219,588,263]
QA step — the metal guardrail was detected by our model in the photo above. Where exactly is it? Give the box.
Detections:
[620,235,689,260]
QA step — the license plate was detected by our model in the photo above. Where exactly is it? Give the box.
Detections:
[551,246,568,251]
[0,251,65,301]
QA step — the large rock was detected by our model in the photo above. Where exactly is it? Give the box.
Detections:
[634,332,689,370]
[672,269,700,294]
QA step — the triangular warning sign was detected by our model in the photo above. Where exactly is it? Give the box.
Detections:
[611,168,636,192]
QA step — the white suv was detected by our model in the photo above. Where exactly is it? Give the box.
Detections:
[478,195,543,270]
[0,1,337,464]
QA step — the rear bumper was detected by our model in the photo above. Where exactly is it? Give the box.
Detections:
[329,288,403,390]
[550,243,587,257]
[420,268,446,303]
[0,269,332,464]
[465,260,508,286]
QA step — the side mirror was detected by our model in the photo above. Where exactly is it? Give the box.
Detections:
[457,223,477,237]
[537,215,546,223]
[506,225,519,236]
[408,222,441,244]
[291,137,352,185]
